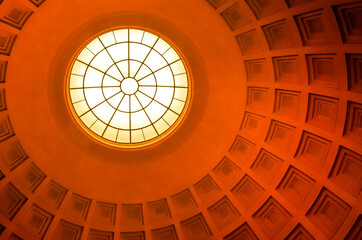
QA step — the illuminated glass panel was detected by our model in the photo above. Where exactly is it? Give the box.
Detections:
[67,28,191,148]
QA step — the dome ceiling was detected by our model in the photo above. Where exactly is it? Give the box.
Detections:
[0,0,361,239]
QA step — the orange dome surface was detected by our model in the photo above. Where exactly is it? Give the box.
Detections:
[0,0,361,239]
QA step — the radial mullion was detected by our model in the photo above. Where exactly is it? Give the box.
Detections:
[111,31,117,43]
[138,85,187,88]
[128,29,130,78]
[140,31,145,43]
[136,58,180,82]
[162,117,171,127]
[174,97,186,102]
[71,86,120,90]
[71,73,86,77]
[132,37,160,79]
[138,89,180,116]
[174,72,186,76]
[80,90,121,118]
[101,94,126,137]
[134,94,159,135]
[98,37,126,79]
[128,94,131,142]
[77,59,122,83]
[141,129,146,141]
[85,46,96,55]
[89,118,98,128]
[161,46,171,55]
[115,129,120,142]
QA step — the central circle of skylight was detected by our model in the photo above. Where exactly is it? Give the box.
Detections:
[121,78,138,94]
[67,28,191,148]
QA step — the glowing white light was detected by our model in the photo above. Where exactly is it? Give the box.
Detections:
[121,78,138,94]
[67,28,190,147]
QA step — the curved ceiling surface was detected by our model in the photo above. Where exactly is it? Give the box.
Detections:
[7,1,243,201]
[0,0,361,239]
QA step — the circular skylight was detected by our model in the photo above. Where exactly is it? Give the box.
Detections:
[66,28,191,148]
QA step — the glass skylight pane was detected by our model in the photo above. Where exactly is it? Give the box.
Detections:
[138,75,156,86]
[102,75,121,87]
[69,75,84,89]
[84,68,103,87]
[130,95,143,112]
[131,129,144,143]
[142,32,158,47]
[174,88,188,101]
[92,102,115,123]
[154,67,174,86]
[116,130,130,143]
[145,101,166,122]
[170,60,186,75]
[99,32,116,47]
[70,89,85,102]
[78,48,94,64]
[71,61,87,75]
[131,111,150,129]
[87,38,104,54]
[169,99,185,114]
[73,100,89,116]
[90,50,114,72]
[144,50,167,71]
[110,111,129,129]
[81,111,97,127]
[138,86,156,98]
[163,110,178,126]
[163,48,180,63]
[135,92,152,107]
[102,87,120,100]
[90,120,107,135]
[130,43,150,62]
[106,65,123,80]
[68,28,190,147]
[129,61,142,78]
[135,65,152,80]
[154,118,169,134]
[116,61,129,78]
[154,38,170,54]
[113,29,128,43]
[107,92,124,109]
[117,95,130,112]
[142,125,158,140]
[84,88,105,108]
[174,74,188,87]
[129,29,144,43]
[107,43,128,62]
[103,126,118,141]
[154,87,174,107]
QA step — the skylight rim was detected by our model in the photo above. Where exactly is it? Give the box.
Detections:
[66,26,192,149]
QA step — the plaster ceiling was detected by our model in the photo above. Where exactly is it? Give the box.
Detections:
[0,0,360,239]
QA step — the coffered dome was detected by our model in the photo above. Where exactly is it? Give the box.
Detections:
[0,0,360,239]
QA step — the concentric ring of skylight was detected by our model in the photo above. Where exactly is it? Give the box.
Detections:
[67,28,190,147]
